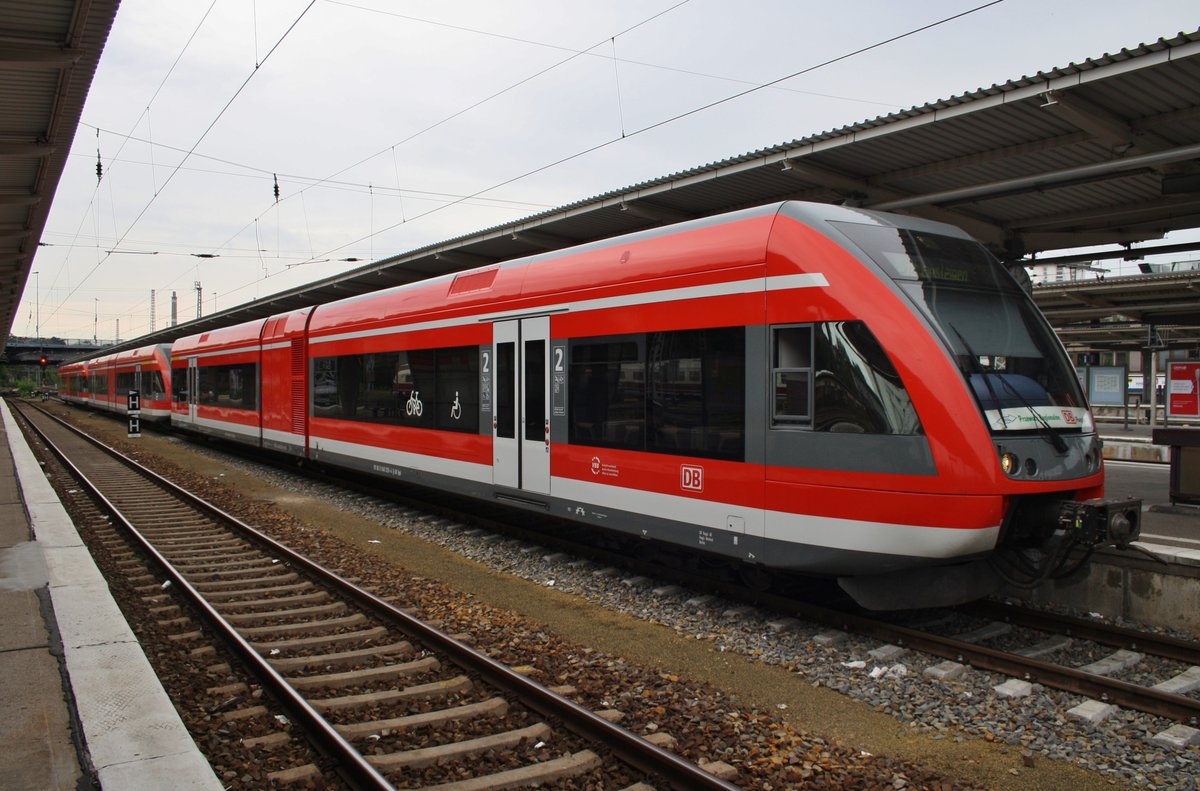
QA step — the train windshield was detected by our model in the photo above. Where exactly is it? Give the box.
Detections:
[833,222,1089,434]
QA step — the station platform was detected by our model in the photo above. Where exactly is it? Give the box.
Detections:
[1099,420,1172,462]
[0,399,221,790]
[1100,421,1200,550]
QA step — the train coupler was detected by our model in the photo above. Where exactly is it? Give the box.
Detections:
[1057,497,1142,549]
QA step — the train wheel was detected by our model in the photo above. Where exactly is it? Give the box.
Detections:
[738,563,772,592]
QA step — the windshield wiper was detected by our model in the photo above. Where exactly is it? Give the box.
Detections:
[950,325,1068,454]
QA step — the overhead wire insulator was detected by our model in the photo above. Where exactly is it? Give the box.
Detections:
[273,173,280,202]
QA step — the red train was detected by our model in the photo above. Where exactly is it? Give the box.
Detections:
[59,344,173,421]
[63,202,1140,608]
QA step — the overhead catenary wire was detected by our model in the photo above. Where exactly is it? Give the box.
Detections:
[611,37,626,138]
[44,1,1006,339]
[116,0,1013,328]
[196,0,694,288]
[294,0,1008,268]
[64,138,554,211]
[41,2,220,326]
[328,0,900,109]
[44,0,318,331]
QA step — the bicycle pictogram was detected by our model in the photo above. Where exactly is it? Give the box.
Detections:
[405,390,423,417]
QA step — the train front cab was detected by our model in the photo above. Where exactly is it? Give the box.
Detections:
[171,319,266,447]
[106,344,172,421]
[771,203,1137,607]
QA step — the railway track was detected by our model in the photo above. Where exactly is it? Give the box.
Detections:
[801,598,1200,725]
[246,433,1200,730]
[13,400,740,790]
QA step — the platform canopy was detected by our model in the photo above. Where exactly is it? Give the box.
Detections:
[0,0,121,357]
[5,17,1200,359]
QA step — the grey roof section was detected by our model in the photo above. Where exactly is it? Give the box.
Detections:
[15,25,1200,359]
[1035,270,1200,349]
[0,0,122,356]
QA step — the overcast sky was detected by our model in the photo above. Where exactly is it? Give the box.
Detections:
[18,0,1200,342]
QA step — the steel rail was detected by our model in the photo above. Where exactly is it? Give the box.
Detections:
[15,402,395,790]
[965,599,1200,665]
[20,402,740,791]
[773,597,1200,725]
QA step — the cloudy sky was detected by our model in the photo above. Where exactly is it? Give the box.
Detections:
[18,0,1200,341]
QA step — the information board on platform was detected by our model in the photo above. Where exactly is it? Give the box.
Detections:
[1085,365,1126,407]
[1166,361,1200,419]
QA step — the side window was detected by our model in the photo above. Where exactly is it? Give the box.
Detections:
[771,326,812,427]
[311,346,479,434]
[146,371,166,400]
[172,366,188,403]
[568,329,744,461]
[434,346,479,432]
[196,363,258,410]
[647,328,745,460]
[770,321,921,435]
[568,337,644,451]
[813,321,921,435]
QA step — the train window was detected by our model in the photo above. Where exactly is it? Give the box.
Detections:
[145,370,167,400]
[312,346,479,433]
[813,321,921,435]
[495,343,515,438]
[171,366,188,403]
[116,371,135,393]
[772,326,812,426]
[772,322,921,435]
[647,328,744,460]
[569,331,744,460]
[197,363,258,410]
[435,346,481,432]
[89,374,109,395]
[523,339,545,442]
[832,222,1005,290]
[568,338,645,451]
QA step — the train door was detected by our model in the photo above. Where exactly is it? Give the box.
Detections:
[492,317,550,494]
[187,358,199,423]
[133,364,143,402]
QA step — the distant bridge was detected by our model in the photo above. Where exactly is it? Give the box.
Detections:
[3,337,111,365]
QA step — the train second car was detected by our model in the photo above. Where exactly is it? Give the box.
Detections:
[160,201,1139,609]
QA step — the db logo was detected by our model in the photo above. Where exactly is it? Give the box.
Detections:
[680,464,704,492]
[1061,410,1077,425]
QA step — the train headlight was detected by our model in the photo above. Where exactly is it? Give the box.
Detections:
[999,452,1019,476]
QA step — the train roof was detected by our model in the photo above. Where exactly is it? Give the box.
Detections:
[172,317,269,355]
[65,342,169,369]
[305,202,787,338]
